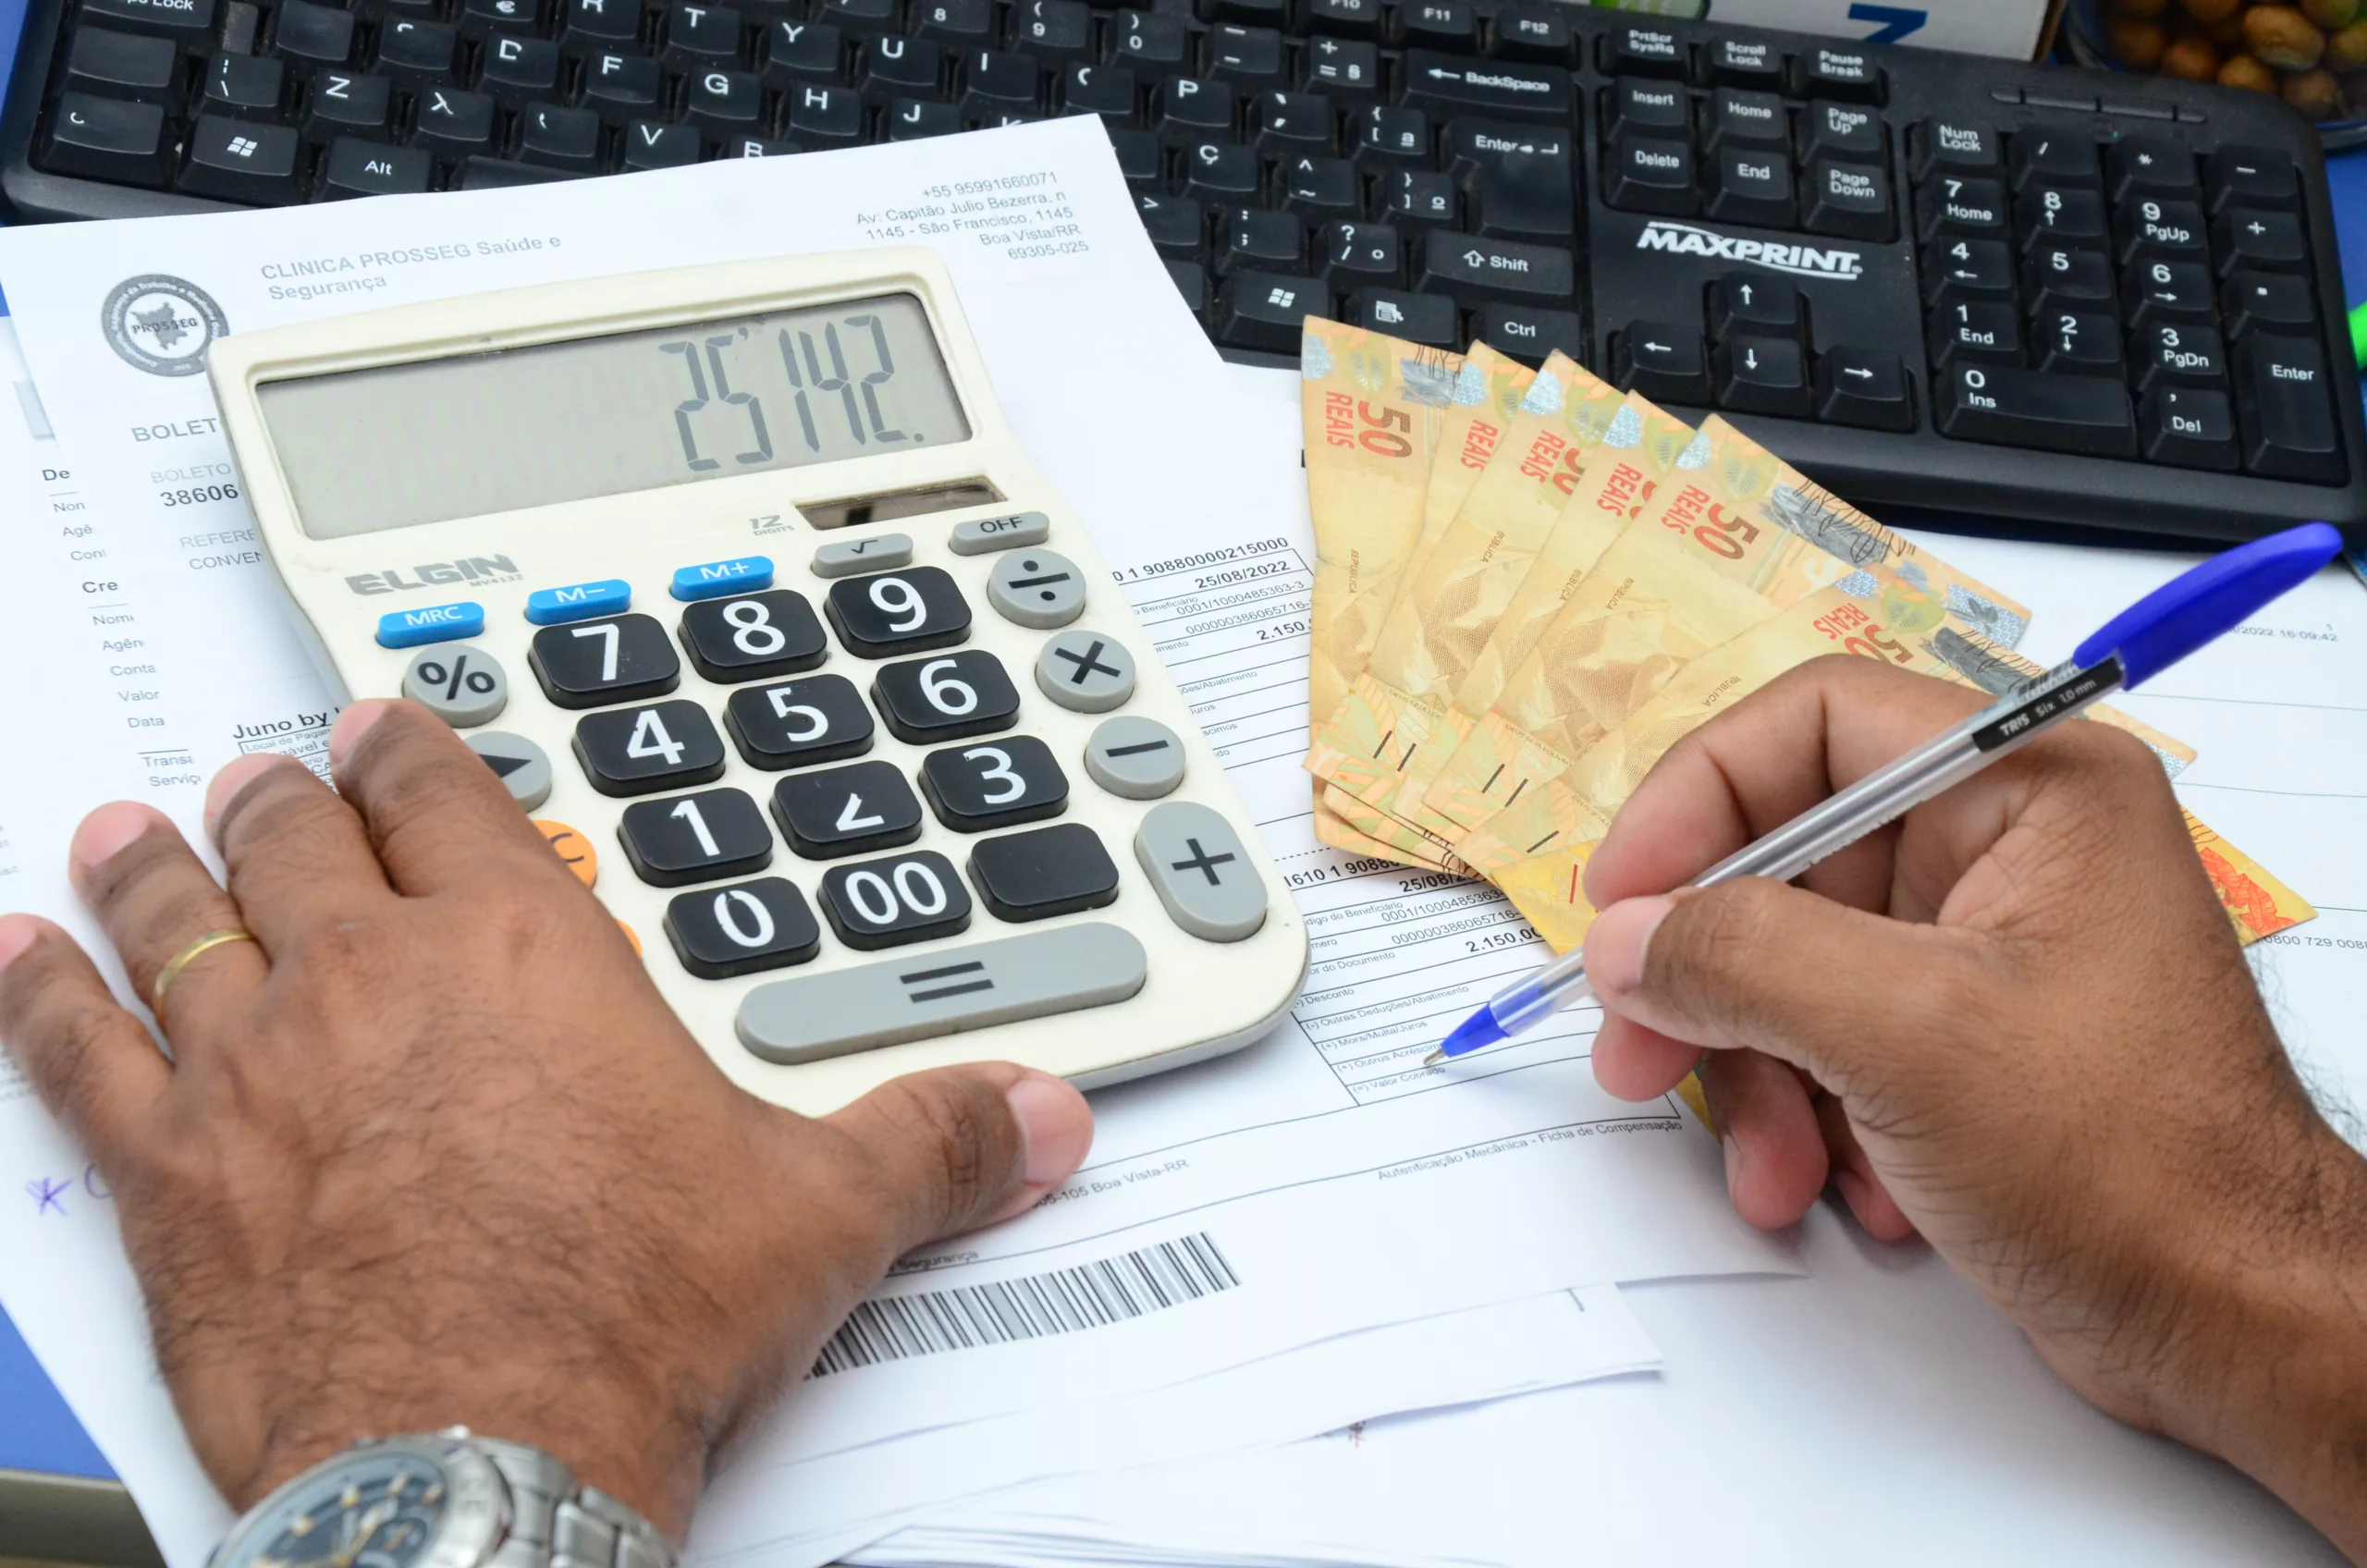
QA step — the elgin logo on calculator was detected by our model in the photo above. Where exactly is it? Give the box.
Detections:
[209,250,1307,1115]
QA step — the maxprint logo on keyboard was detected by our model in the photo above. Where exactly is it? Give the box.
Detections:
[1635,221,1865,282]
[100,275,228,377]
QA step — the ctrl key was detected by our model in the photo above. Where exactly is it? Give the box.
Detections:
[42,93,170,186]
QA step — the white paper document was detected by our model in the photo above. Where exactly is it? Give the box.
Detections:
[0,122,1781,1566]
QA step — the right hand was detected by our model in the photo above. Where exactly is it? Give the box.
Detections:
[1576,657,2367,1554]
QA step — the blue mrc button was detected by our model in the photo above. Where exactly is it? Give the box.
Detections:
[524,579,632,625]
[376,601,484,649]
[670,556,774,601]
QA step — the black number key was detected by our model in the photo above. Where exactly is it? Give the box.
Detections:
[2234,335,2344,484]
[678,590,828,682]
[1922,237,2015,306]
[871,649,1021,743]
[573,700,729,796]
[2033,311,2122,377]
[1927,300,2021,368]
[2131,323,2226,393]
[2122,258,2214,328]
[619,786,774,886]
[725,673,874,769]
[2015,185,2104,249]
[2023,243,2113,316]
[967,823,1121,921]
[921,736,1068,831]
[1935,362,2138,459]
[819,850,973,949]
[824,567,970,657]
[770,759,924,858]
[531,613,682,707]
[665,877,822,977]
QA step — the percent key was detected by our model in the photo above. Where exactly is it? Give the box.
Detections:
[402,645,509,727]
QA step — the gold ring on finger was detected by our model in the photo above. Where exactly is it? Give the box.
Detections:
[153,928,258,1011]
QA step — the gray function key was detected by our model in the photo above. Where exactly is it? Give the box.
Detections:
[948,510,1052,556]
[1134,801,1266,942]
[987,548,1087,629]
[1036,631,1136,712]
[735,921,1147,1063]
[401,644,509,727]
[1085,715,1185,799]
[465,731,552,811]
[812,533,914,577]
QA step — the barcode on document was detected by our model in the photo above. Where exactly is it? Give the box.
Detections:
[811,1231,1240,1377]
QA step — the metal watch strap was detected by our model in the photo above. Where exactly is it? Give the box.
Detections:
[472,1434,679,1568]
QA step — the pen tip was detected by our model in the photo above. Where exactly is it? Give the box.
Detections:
[1429,1010,1509,1067]
[1422,1047,1448,1068]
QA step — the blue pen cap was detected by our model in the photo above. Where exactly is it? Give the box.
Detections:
[2072,522,2343,689]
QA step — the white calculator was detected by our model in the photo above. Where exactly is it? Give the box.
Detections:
[206,249,1307,1116]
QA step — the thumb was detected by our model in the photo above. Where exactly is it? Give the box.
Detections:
[826,1064,1095,1250]
[1583,877,1991,1092]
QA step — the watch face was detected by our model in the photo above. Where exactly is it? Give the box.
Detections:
[225,1449,450,1568]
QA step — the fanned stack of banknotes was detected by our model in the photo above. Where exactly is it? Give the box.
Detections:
[1297,320,2315,956]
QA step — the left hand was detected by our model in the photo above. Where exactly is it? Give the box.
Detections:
[0,699,1096,1539]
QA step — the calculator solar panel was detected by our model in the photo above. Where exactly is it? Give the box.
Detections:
[4,4,2361,541]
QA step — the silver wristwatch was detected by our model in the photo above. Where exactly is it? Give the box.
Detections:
[208,1427,679,1568]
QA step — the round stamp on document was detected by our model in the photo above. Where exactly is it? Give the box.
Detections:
[101,275,229,377]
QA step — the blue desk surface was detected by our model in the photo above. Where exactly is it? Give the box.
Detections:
[1,144,2363,1494]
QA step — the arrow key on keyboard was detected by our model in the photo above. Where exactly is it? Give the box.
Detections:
[1813,346,1913,431]
[1713,336,1809,418]
[1415,230,1573,300]
[1612,322,1711,404]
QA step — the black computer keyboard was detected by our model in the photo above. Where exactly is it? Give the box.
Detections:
[2,0,2361,541]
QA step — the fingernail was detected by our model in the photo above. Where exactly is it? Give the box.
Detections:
[0,918,37,973]
[1585,894,1674,998]
[1005,1073,1093,1187]
[203,753,291,839]
[328,701,391,769]
[71,802,156,872]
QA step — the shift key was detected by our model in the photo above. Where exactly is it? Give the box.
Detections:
[1417,230,1574,300]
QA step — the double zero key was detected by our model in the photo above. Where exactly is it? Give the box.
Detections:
[818,849,973,950]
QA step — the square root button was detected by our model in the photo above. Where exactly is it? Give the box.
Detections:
[735,922,1147,1063]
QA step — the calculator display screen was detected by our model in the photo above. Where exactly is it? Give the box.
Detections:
[256,292,971,540]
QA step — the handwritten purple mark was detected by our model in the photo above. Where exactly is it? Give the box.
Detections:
[26,1176,68,1216]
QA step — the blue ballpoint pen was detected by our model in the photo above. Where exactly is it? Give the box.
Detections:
[1426,521,2348,1068]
